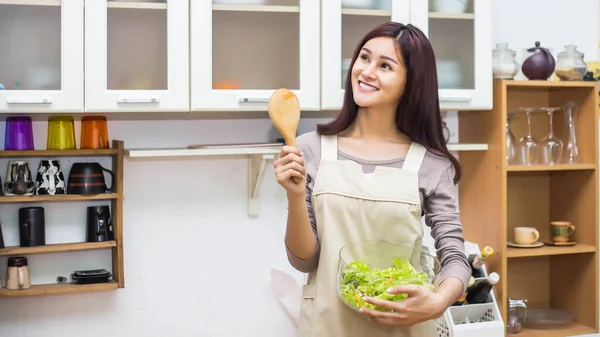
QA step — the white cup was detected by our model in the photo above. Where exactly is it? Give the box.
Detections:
[514,227,540,245]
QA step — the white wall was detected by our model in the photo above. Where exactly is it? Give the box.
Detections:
[1,1,599,336]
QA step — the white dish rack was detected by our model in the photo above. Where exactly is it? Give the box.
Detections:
[434,241,505,337]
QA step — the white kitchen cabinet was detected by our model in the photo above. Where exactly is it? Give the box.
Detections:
[321,0,408,111]
[410,0,492,110]
[84,0,189,112]
[0,0,84,113]
[320,0,492,112]
[190,0,320,112]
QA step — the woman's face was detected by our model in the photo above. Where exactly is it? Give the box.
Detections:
[351,36,406,109]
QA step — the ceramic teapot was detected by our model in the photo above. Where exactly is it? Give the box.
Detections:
[521,41,555,80]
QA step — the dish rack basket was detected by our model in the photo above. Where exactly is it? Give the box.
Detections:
[434,242,505,337]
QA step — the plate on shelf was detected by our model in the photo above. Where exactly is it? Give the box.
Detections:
[543,241,577,246]
[507,241,544,248]
[187,142,283,149]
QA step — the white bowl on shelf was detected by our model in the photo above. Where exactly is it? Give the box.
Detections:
[432,0,468,14]
[342,0,375,9]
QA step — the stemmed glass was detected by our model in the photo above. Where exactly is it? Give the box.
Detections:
[517,107,541,165]
[506,112,518,165]
[540,107,563,165]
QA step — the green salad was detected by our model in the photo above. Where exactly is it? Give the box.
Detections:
[340,257,433,311]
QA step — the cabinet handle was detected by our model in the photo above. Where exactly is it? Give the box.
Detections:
[6,98,52,104]
[238,97,269,103]
[439,96,472,102]
[116,98,160,104]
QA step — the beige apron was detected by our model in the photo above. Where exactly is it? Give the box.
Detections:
[298,134,438,337]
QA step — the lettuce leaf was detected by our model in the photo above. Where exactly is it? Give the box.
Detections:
[340,257,433,311]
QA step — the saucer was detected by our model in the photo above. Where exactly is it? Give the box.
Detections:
[543,241,577,246]
[507,241,544,248]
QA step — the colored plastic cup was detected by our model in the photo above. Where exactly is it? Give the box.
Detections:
[5,116,34,151]
[47,116,76,150]
[81,116,109,149]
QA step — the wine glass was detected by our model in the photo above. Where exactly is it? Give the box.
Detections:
[506,112,518,165]
[517,107,541,165]
[540,107,563,165]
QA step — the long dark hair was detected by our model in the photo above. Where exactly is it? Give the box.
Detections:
[316,22,461,184]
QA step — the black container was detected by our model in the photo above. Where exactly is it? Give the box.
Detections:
[19,207,45,247]
[86,205,113,242]
[0,220,5,249]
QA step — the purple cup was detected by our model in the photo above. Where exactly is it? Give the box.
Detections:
[5,116,34,151]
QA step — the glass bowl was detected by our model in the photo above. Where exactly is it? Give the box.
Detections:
[337,240,439,313]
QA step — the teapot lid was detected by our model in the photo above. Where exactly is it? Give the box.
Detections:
[527,41,550,53]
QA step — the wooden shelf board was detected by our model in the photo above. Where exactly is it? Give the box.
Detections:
[0,241,116,256]
[0,193,118,203]
[0,0,59,5]
[341,8,390,16]
[500,79,598,88]
[507,164,596,172]
[213,4,299,13]
[428,12,474,19]
[507,244,596,258]
[0,148,119,157]
[0,281,118,297]
[107,2,166,10]
[516,322,596,337]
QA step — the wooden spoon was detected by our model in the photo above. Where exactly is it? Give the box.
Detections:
[268,88,301,184]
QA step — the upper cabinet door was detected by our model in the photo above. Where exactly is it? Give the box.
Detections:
[190,0,320,112]
[84,0,189,112]
[321,0,409,111]
[0,0,84,113]
[410,0,492,110]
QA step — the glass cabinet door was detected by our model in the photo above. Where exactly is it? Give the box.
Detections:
[191,0,320,112]
[0,0,84,112]
[410,0,492,110]
[84,0,189,112]
[321,0,409,111]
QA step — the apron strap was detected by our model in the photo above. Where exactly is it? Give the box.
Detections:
[403,142,427,174]
[320,135,338,160]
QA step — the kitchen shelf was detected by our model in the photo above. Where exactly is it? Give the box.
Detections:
[125,145,281,158]
[212,4,299,13]
[125,142,487,216]
[506,244,596,258]
[457,80,599,333]
[0,0,59,6]
[0,193,118,203]
[0,241,116,256]
[0,281,118,297]
[504,80,598,89]
[125,143,488,158]
[506,164,596,172]
[0,140,126,296]
[107,1,167,10]
[515,322,596,337]
[0,148,119,157]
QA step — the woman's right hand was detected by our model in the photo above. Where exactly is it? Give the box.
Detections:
[274,145,306,197]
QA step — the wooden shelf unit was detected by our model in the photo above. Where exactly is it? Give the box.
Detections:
[0,140,125,297]
[457,80,599,336]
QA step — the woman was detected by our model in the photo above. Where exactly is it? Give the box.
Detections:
[273,22,471,336]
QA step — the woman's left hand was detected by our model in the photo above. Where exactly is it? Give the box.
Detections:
[359,285,447,327]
